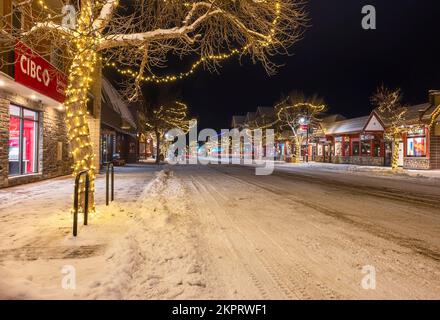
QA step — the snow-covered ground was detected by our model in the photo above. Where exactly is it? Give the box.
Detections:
[0,164,222,299]
[0,162,439,299]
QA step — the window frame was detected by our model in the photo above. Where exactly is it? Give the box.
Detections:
[406,135,427,158]
[8,104,40,176]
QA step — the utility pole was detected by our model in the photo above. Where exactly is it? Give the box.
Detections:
[305,108,310,163]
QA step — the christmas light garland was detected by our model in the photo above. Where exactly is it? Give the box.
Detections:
[104,0,282,84]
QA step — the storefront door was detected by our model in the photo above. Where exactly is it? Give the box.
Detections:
[324,145,332,163]
[384,142,392,167]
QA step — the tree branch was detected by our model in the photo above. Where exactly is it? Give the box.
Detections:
[93,0,118,32]
[23,21,77,38]
[99,3,268,50]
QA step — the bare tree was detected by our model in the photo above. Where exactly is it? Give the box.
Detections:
[371,85,407,170]
[1,0,307,208]
[275,91,326,162]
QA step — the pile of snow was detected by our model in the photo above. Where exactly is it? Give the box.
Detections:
[0,169,215,300]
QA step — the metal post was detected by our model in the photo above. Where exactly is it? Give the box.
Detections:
[111,164,114,202]
[105,162,114,206]
[306,109,310,163]
[106,165,109,206]
[73,170,90,237]
[73,176,79,237]
[84,173,90,226]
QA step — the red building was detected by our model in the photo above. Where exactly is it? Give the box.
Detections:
[315,113,387,166]
[313,90,440,170]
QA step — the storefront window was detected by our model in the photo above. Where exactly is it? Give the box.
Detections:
[373,141,381,157]
[344,142,350,156]
[8,105,39,175]
[334,142,342,156]
[361,141,371,156]
[317,144,323,156]
[352,141,360,156]
[407,136,426,157]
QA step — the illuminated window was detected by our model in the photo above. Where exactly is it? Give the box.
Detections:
[334,142,342,156]
[352,141,360,156]
[317,144,323,156]
[373,141,381,157]
[406,137,426,157]
[9,105,39,175]
[361,141,371,156]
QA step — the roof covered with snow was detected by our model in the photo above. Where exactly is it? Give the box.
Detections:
[322,116,370,135]
[102,77,137,130]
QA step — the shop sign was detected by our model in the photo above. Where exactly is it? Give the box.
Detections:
[334,136,343,142]
[14,41,67,103]
[361,134,374,141]
[407,127,425,136]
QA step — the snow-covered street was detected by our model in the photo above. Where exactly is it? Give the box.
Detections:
[0,163,439,299]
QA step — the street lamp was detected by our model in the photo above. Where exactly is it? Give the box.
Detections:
[298,111,310,163]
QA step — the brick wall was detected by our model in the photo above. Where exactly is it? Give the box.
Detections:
[0,90,72,188]
[0,97,9,187]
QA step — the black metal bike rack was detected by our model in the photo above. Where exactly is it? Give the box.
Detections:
[73,169,90,237]
[105,162,114,206]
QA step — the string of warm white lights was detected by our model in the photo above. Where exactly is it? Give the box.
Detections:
[64,1,104,211]
[104,0,282,84]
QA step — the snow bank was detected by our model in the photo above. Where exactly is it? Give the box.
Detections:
[0,169,214,300]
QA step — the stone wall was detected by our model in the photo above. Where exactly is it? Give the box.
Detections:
[0,97,9,187]
[334,156,384,166]
[403,157,430,170]
[0,90,72,188]
[314,155,385,166]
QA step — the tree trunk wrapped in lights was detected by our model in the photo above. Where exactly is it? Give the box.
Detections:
[1,0,307,210]
[371,85,408,171]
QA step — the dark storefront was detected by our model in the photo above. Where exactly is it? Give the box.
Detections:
[101,78,138,166]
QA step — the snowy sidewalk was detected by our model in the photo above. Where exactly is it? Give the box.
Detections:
[0,164,219,299]
[274,162,440,180]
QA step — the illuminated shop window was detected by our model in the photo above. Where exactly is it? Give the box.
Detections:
[361,141,371,156]
[334,142,342,156]
[317,144,323,156]
[406,137,426,157]
[352,141,360,156]
[373,141,381,157]
[8,105,39,176]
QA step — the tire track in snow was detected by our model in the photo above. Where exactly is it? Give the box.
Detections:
[200,174,341,300]
[194,173,323,299]
[187,176,272,299]
[209,165,440,263]
[189,176,292,299]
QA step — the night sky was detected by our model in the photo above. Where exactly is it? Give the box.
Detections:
[134,0,440,130]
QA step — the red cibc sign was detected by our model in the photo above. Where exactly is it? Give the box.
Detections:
[14,41,67,103]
